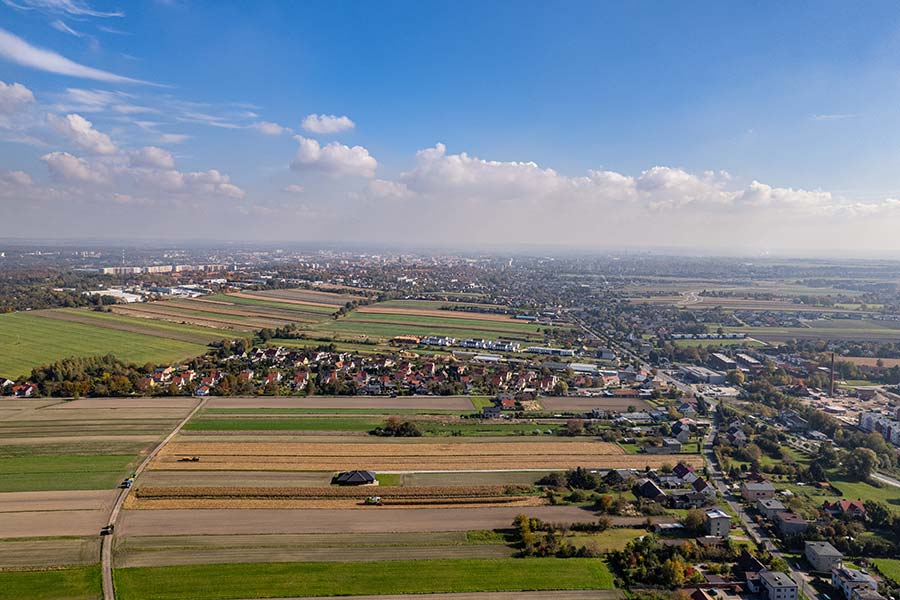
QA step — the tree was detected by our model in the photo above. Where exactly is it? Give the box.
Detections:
[843,447,878,481]
[864,500,892,529]
[565,419,585,436]
[726,369,745,385]
[683,508,707,533]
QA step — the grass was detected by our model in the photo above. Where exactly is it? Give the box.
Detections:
[114,558,615,600]
[465,530,513,544]
[829,475,900,508]
[0,455,139,492]
[0,565,101,600]
[342,311,545,334]
[0,312,208,379]
[673,338,765,348]
[375,473,401,486]
[874,558,900,585]
[206,294,336,315]
[470,396,494,410]
[567,528,646,552]
[418,422,560,436]
[184,417,383,432]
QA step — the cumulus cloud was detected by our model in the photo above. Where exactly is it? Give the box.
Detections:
[301,113,355,134]
[0,80,35,114]
[367,178,411,199]
[41,150,107,183]
[291,135,377,178]
[50,113,117,154]
[129,146,174,169]
[251,121,287,136]
[0,169,32,186]
[0,28,151,84]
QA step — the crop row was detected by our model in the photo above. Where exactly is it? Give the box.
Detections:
[134,484,534,499]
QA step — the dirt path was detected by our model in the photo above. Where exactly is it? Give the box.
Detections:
[102,397,206,600]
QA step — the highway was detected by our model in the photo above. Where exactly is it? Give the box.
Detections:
[101,397,206,600]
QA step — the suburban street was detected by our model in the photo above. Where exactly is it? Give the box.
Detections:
[703,404,820,600]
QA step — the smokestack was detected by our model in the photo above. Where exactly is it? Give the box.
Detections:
[830,352,835,397]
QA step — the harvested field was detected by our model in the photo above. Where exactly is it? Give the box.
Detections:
[205,396,475,410]
[356,306,522,322]
[251,288,370,306]
[229,291,337,309]
[49,398,198,410]
[540,397,653,411]
[150,438,695,472]
[0,509,109,537]
[138,470,334,488]
[126,496,543,510]
[215,593,621,600]
[118,506,601,536]
[842,356,900,368]
[127,484,536,509]
[0,489,118,513]
[0,537,100,568]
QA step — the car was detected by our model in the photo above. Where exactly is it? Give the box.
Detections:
[100,525,114,536]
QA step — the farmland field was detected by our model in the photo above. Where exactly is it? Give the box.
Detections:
[0,312,209,378]
[0,565,101,600]
[114,558,615,600]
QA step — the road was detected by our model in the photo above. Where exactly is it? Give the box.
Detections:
[702,403,819,600]
[872,471,900,488]
[101,397,206,600]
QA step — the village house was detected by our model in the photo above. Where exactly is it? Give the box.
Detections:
[757,498,788,520]
[832,566,878,600]
[822,500,867,520]
[741,480,776,501]
[774,511,808,536]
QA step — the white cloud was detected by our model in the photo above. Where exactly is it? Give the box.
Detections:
[0,28,151,84]
[0,170,32,186]
[0,80,35,113]
[301,113,355,134]
[251,121,287,136]
[283,183,304,194]
[367,178,411,199]
[2,0,123,17]
[129,146,174,169]
[50,113,117,154]
[291,135,377,178]
[157,132,190,144]
[50,20,83,37]
[41,150,107,183]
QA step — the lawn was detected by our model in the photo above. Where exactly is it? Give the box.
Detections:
[0,312,208,379]
[0,565,101,600]
[874,558,900,585]
[183,417,383,432]
[829,476,900,509]
[114,558,615,600]
[0,455,139,492]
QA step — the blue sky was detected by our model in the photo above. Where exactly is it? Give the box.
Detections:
[2,0,900,253]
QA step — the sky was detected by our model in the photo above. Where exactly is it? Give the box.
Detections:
[3,1,900,255]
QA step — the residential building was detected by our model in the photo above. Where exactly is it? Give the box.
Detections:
[805,541,842,572]
[757,498,787,519]
[822,500,867,520]
[774,511,808,536]
[741,480,776,501]
[705,508,731,537]
[832,566,878,600]
[760,571,798,600]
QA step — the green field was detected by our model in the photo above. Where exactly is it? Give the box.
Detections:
[114,558,615,600]
[0,565,100,600]
[344,312,545,334]
[874,558,900,585]
[0,455,139,492]
[829,476,900,508]
[0,312,209,378]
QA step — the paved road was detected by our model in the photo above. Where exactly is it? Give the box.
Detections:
[872,471,900,488]
[101,397,206,600]
[703,402,819,600]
